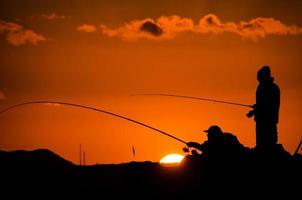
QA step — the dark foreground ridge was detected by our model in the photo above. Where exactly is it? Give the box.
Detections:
[0,147,301,198]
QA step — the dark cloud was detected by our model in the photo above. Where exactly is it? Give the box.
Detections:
[139,21,163,36]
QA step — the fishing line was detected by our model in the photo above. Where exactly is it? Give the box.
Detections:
[132,93,252,108]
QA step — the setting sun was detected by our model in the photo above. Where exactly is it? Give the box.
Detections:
[159,154,184,164]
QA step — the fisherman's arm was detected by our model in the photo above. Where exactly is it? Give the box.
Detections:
[247,86,260,118]
[187,142,202,150]
[187,142,208,152]
[246,104,256,118]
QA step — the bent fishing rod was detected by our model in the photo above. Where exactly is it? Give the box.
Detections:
[132,93,252,108]
[0,101,187,144]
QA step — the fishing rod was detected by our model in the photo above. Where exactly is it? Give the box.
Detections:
[132,93,252,108]
[0,101,187,145]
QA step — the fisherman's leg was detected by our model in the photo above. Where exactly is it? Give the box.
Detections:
[256,122,266,150]
[271,124,278,145]
[266,124,278,151]
[260,123,278,153]
[256,122,277,153]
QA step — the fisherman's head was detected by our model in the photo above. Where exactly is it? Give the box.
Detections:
[257,66,273,84]
[203,125,223,140]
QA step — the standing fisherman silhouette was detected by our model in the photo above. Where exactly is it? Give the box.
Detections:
[247,66,280,153]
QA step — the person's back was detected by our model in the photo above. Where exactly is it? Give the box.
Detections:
[222,132,242,150]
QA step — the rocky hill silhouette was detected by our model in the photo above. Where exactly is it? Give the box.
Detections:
[0,146,301,198]
[0,149,73,167]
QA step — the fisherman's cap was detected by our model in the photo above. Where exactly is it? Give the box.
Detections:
[203,125,222,134]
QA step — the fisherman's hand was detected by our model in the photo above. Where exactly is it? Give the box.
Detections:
[246,110,255,118]
[187,142,196,148]
[252,104,257,109]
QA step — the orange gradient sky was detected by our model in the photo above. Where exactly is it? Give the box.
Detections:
[0,0,302,164]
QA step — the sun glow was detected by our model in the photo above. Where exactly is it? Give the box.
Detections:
[159,154,184,164]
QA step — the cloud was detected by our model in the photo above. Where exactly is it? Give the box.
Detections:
[196,14,302,40]
[99,14,302,41]
[196,14,237,34]
[6,30,46,46]
[77,24,96,33]
[100,15,194,41]
[42,13,66,20]
[100,18,159,41]
[0,20,46,46]
[236,17,302,39]
[0,21,22,32]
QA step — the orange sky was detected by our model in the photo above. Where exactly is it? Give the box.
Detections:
[0,0,302,164]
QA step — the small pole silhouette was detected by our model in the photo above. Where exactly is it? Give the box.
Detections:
[83,151,86,166]
[132,145,136,160]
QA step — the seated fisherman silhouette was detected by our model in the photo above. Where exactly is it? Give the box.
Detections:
[186,125,244,159]
[247,66,280,153]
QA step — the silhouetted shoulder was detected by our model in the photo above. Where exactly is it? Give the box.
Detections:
[223,132,240,143]
[222,132,246,151]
